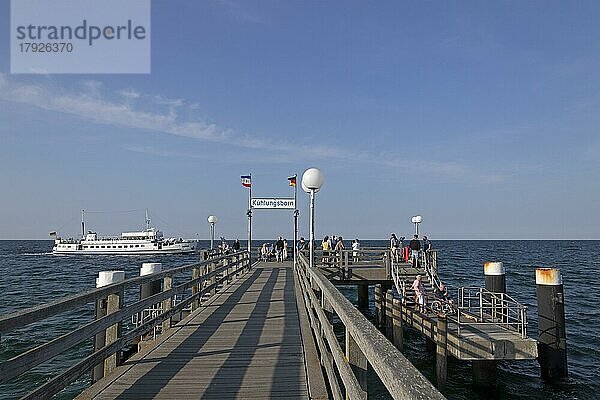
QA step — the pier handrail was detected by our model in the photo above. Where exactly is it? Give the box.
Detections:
[296,252,445,400]
[0,250,251,399]
[453,286,528,338]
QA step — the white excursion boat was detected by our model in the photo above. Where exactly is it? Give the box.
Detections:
[51,210,195,255]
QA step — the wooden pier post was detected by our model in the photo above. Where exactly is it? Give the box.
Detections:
[93,271,124,383]
[192,266,201,310]
[345,328,368,397]
[436,315,448,390]
[357,284,369,308]
[385,290,394,339]
[536,268,568,380]
[375,284,383,328]
[140,263,162,302]
[209,261,217,296]
[392,298,404,351]
[162,275,173,333]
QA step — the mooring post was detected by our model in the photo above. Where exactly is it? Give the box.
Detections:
[436,315,448,390]
[375,284,383,328]
[345,328,368,397]
[357,284,369,308]
[162,275,173,334]
[140,263,162,303]
[392,298,404,351]
[92,271,125,383]
[536,268,568,380]
[385,289,394,339]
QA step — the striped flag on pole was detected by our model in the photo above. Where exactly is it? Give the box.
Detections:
[241,175,252,188]
[288,175,297,187]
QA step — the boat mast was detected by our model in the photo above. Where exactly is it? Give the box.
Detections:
[145,209,151,230]
[81,209,85,237]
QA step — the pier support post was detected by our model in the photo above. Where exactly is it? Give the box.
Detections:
[375,284,383,328]
[209,261,217,296]
[345,328,368,397]
[472,360,496,386]
[192,265,201,310]
[392,298,404,351]
[224,257,231,284]
[536,268,568,380]
[357,284,369,308]
[93,271,125,383]
[385,290,394,339]
[436,315,448,390]
[162,276,173,333]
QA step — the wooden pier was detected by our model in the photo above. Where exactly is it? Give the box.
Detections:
[77,262,318,399]
[0,244,562,399]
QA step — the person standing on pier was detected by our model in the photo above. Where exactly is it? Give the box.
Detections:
[275,237,284,262]
[422,236,431,251]
[390,233,400,262]
[352,239,360,263]
[334,236,345,265]
[232,239,241,252]
[298,237,307,254]
[322,236,330,265]
[409,234,421,267]
[411,275,426,313]
[283,239,289,261]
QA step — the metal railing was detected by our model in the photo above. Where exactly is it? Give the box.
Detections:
[296,252,445,400]
[0,251,251,400]
[452,287,528,338]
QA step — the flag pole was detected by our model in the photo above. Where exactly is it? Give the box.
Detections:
[247,173,252,264]
[293,174,298,267]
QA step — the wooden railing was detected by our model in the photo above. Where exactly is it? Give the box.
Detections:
[0,251,250,400]
[295,253,445,400]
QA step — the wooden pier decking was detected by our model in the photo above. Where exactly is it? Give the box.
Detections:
[77,262,321,399]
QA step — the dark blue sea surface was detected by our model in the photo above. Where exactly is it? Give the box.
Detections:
[0,240,598,399]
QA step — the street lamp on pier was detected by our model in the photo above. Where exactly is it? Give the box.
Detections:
[207,215,218,250]
[302,168,324,269]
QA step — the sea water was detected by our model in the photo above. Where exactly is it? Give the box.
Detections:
[0,240,598,399]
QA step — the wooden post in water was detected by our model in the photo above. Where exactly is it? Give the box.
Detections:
[162,275,173,333]
[345,328,368,397]
[536,268,568,380]
[385,289,394,339]
[93,271,124,383]
[375,284,383,328]
[436,315,448,390]
[392,298,404,351]
[357,284,369,308]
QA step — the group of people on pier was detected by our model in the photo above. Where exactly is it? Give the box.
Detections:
[390,233,431,267]
[260,236,289,262]
[320,235,361,265]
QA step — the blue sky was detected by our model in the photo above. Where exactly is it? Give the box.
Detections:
[1,1,599,240]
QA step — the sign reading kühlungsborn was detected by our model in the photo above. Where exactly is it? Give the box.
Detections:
[251,198,296,209]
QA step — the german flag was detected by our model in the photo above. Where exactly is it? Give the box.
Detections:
[288,175,297,187]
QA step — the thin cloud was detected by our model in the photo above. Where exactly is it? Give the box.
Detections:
[0,73,504,183]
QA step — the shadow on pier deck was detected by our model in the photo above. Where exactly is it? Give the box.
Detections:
[78,262,322,399]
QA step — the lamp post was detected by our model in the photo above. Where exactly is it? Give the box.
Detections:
[302,168,324,269]
[411,215,423,236]
[207,215,217,250]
